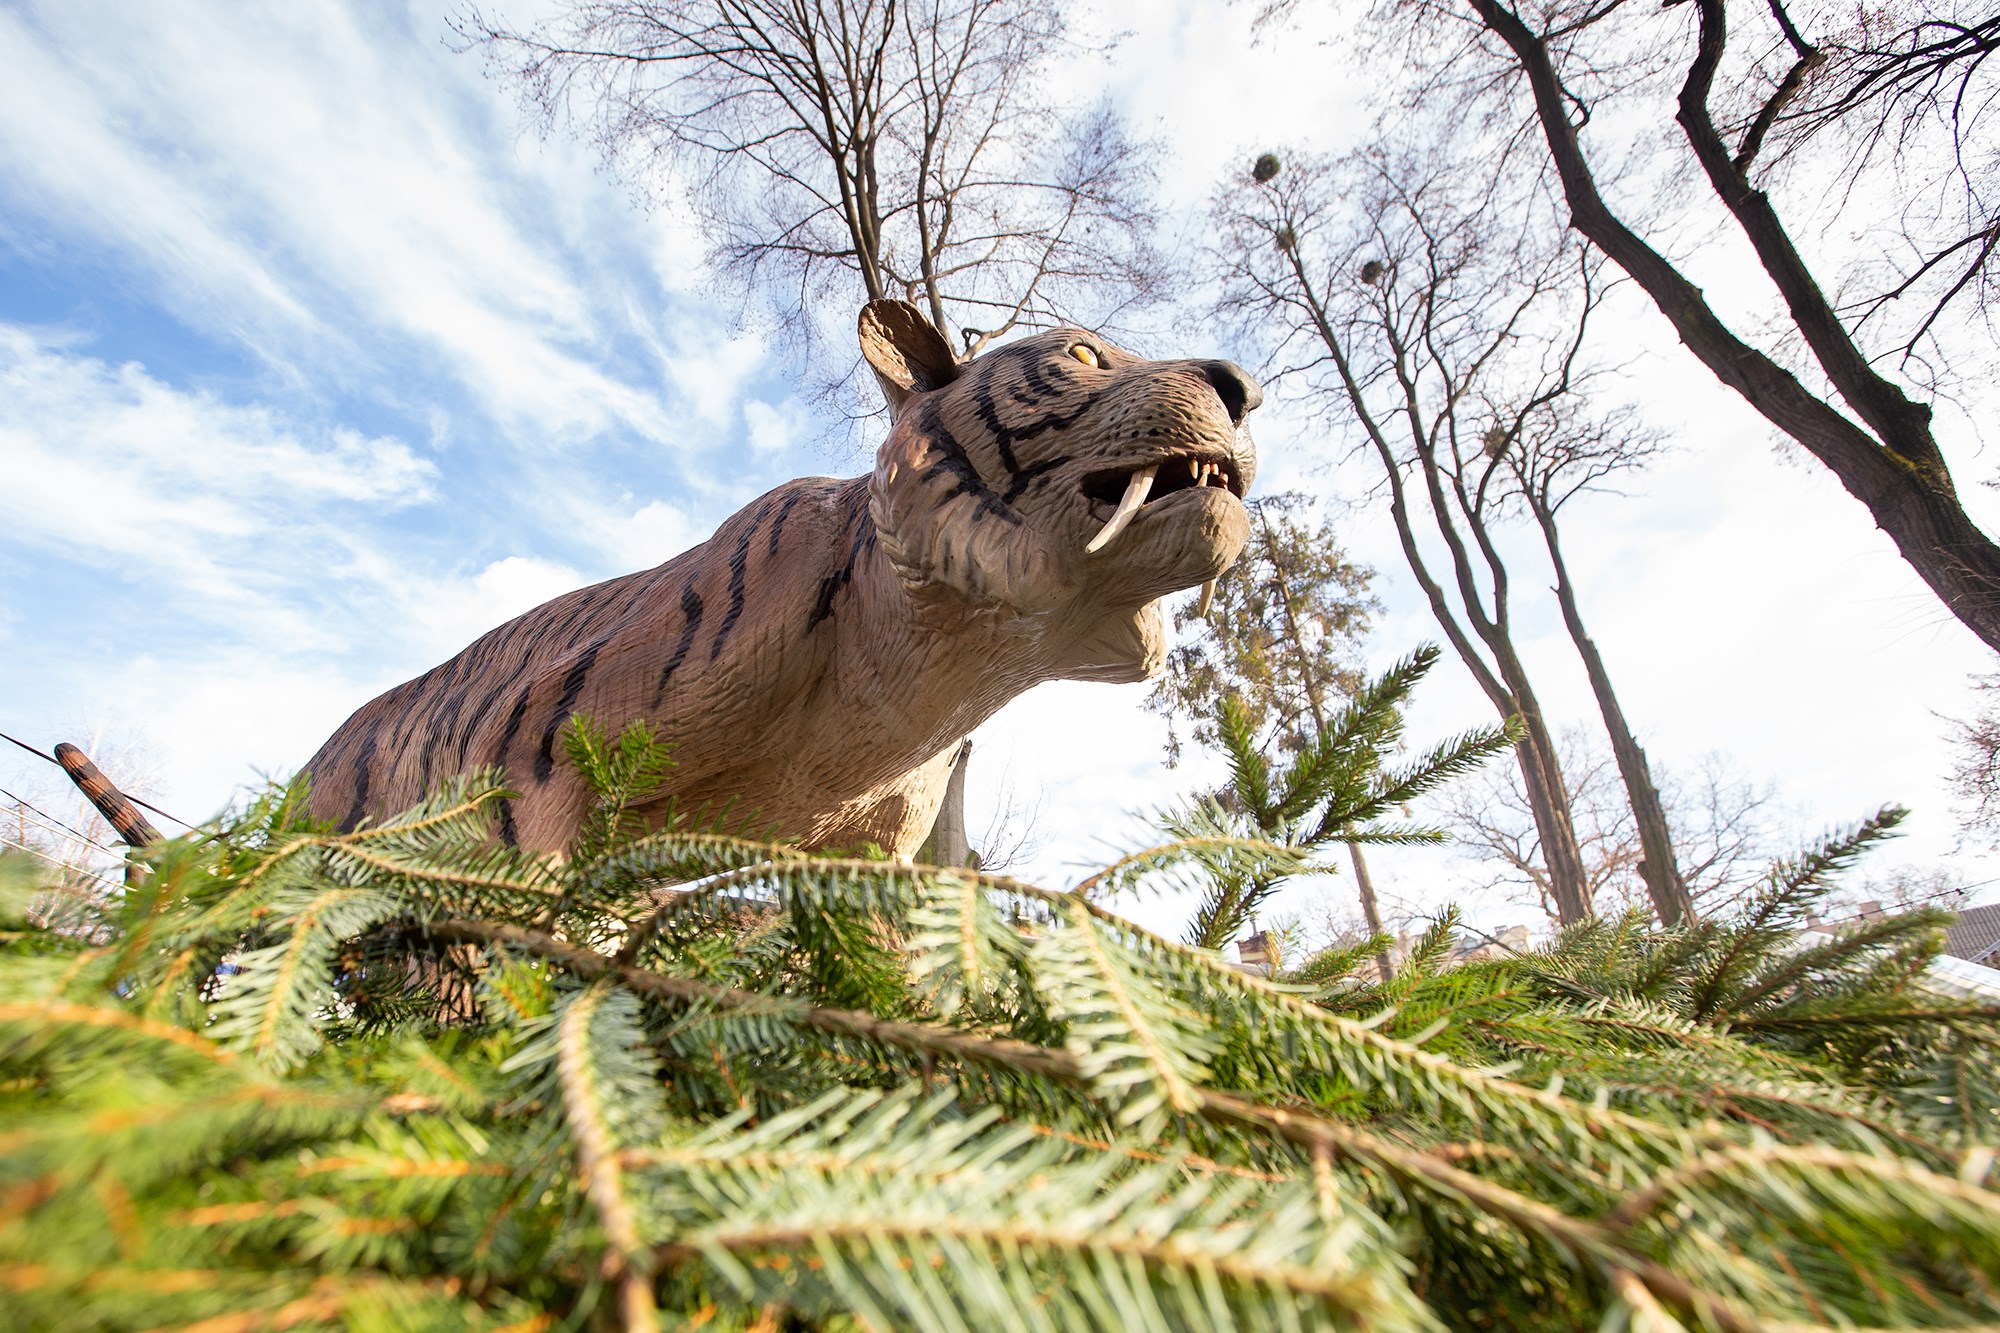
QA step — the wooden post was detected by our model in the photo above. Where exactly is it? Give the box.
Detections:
[1347,842,1395,983]
[918,739,974,868]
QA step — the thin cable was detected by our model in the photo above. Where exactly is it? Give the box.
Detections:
[0,807,116,860]
[0,729,56,765]
[0,727,194,829]
[126,794,193,830]
[0,833,119,892]
[0,786,117,855]
[1810,878,2000,927]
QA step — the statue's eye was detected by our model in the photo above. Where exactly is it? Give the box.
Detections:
[1069,344,1100,368]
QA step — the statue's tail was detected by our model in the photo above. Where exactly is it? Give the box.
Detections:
[54,742,163,850]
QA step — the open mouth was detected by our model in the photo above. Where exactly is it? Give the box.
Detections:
[1078,451,1244,614]
[1081,450,1243,557]
[1081,451,1244,511]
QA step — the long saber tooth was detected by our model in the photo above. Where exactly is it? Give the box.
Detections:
[1195,578,1217,616]
[1085,464,1157,554]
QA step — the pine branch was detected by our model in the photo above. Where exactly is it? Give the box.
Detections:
[556,984,661,1331]
[5,753,1994,1331]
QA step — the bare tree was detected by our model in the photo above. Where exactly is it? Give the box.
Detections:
[1759,0,2000,374]
[1437,726,1779,922]
[1382,0,2000,655]
[1211,147,1666,923]
[456,0,1162,384]
[1492,394,1694,922]
[1949,671,2000,840]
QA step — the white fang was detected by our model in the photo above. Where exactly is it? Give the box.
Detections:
[1195,578,1217,617]
[1085,465,1158,554]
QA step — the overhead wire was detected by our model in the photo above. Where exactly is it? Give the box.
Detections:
[0,832,120,894]
[0,786,118,856]
[1809,877,2000,927]
[0,726,194,830]
[1,807,116,861]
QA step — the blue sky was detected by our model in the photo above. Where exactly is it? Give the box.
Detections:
[3,0,1997,936]
[0,1,797,806]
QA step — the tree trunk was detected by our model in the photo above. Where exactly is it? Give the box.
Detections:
[1345,841,1395,982]
[1282,247,1594,923]
[1472,0,2000,657]
[1507,706,1593,925]
[1464,596,1593,925]
[1372,447,1595,924]
[1398,525,1595,924]
[1534,509,1695,925]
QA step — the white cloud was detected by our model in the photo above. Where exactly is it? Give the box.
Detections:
[0,326,625,819]
[666,331,770,428]
[411,555,588,662]
[744,397,814,456]
[595,500,704,570]
[0,1,690,447]
[1,330,434,505]
[0,325,435,639]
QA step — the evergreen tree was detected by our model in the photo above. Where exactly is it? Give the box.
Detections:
[1148,493,1376,767]
[1167,647,1517,959]
[1147,494,1413,963]
[1,715,1995,1331]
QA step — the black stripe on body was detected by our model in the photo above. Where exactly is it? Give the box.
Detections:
[429,640,504,771]
[492,687,532,770]
[489,687,533,847]
[767,489,801,558]
[438,563,652,780]
[916,348,1104,524]
[652,580,705,705]
[711,501,765,661]
[451,671,508,769]
[1002,456,1067,502]
[973,356,1104,459]
[918,402,1019,526]
[339,729,380,834]
[533,637,611,782]
[373,671,441,792]
[414,648,492,793]
[808,491,873,630]
[940,351,1104,509]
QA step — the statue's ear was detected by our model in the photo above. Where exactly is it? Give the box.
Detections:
[859,300,960,417]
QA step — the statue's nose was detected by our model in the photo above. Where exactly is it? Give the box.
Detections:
[1197,360,1264,425]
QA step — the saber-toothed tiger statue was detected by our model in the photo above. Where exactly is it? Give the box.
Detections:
[302,301,1260,855]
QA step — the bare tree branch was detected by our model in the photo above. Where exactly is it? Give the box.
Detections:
[1394,0,2000,654]
[456,0,1162,409]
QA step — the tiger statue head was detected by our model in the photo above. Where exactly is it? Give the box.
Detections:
[862,300,1259,682]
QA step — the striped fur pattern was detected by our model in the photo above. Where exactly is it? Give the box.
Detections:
[303,302,1260,856]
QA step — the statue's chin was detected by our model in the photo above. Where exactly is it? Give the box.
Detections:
[1081,491,1250,607]
[1047,599,1166,684]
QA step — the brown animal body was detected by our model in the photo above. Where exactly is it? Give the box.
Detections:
[302,303,1260,856]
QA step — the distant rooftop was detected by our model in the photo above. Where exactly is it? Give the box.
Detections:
[1945,902,2000,967]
